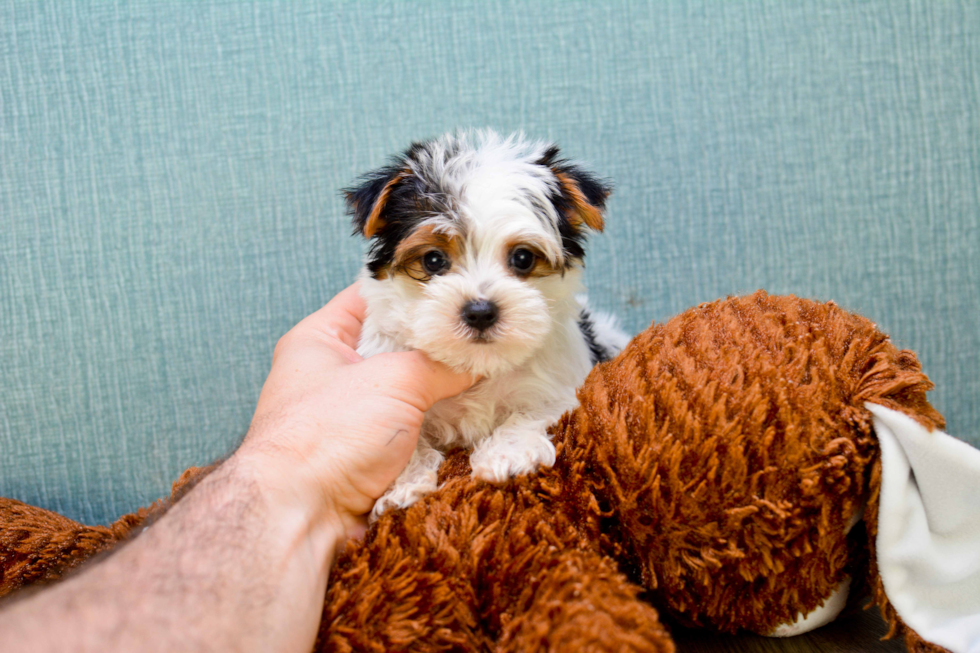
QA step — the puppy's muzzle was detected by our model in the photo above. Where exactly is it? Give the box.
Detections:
[461,299,499,332]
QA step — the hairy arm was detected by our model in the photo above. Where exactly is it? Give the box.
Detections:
[0,457,339,651]
[0,283,472,653]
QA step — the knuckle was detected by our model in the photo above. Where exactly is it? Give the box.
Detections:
[318,325,346,345]
[273,330,301,359]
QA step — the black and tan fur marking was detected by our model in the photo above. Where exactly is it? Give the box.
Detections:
[344,136,611,280]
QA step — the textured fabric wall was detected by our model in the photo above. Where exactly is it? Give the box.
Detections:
[2,0,978,525]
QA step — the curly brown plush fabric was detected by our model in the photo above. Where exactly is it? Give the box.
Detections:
[0,291,950,652]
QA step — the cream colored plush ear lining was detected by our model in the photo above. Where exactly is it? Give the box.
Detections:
[869,403,980,653]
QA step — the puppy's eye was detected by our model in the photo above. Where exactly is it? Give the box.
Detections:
[421,250,450,276]
[509,247,536,275]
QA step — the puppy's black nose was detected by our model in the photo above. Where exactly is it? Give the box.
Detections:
[461,299,499,331]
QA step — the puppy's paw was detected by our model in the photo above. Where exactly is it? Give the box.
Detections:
[369,472,438,522]
[469,420,555,483]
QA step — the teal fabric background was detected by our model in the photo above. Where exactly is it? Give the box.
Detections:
[2,0,978,526]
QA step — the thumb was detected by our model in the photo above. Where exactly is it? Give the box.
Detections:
[359,351,477,412]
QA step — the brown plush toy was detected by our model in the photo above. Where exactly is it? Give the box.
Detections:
[0,291,955,652]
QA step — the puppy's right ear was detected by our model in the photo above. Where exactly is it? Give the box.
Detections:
[344,163,409,239]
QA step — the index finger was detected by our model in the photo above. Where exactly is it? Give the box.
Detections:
[297,282,366,350]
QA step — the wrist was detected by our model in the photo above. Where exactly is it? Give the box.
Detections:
[225,445,352,559]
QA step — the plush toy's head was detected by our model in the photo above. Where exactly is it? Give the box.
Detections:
[553,290,943,639]
[0,291,954,653]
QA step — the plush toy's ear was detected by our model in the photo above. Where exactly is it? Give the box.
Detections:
[344,163,410,239]
[538,145,611,233]
[865,403,980,653]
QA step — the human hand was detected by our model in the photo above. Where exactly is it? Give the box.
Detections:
[234,282,474,540]
[0,282,474,653]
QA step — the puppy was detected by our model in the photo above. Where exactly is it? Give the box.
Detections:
[345,130,629,519]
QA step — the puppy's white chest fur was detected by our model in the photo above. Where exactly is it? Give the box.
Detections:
[343,130,628,519]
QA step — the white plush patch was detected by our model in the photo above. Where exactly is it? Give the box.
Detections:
[768,576,852,638]
[766,509,862,638]
[869,403,980,653]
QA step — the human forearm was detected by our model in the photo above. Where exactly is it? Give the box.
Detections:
[0,454,341,653]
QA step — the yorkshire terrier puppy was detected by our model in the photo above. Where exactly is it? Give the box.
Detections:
[345,130,629,519]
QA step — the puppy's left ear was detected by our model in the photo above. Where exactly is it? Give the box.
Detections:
[539,145,611,233]
[344,163,409,239]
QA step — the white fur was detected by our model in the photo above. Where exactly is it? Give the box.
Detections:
[356,131,628,520]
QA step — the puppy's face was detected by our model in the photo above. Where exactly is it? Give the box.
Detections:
[346,131,609,377]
